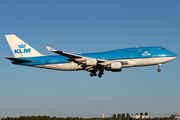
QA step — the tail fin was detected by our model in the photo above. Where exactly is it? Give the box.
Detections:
[5,34,44,58]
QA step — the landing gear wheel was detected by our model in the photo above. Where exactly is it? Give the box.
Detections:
[98,74,102,78]
[93,72,97,76]
[98,70,104,78]
[157,69,161,72]
[157,64,162,72]
[90,71,97,77]
[90,73,94,77]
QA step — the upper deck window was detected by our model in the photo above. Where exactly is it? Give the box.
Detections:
[161,48,166,50]
[142,49,153,51]
[124,50,138,52]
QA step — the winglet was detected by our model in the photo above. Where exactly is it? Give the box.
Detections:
[46,46,57,52]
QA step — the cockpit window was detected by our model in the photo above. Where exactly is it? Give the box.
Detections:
[161,48,166,50]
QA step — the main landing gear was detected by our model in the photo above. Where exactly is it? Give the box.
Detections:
[98,70,104,78]
[90,70,104,78]
[90,71,97,77]
[157,64,161,72]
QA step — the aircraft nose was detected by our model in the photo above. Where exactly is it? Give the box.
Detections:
[172,52,177,57]
[170,51,177,58]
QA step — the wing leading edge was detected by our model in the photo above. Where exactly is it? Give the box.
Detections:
[46,46,82,59]
[46,46,106,62]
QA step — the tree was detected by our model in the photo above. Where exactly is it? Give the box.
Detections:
[117,114,121,120]
[140,113,143,120]
[122,113,125,120]
[126,113,129,120]
[145,112,148,116]
[113,114,116,119]
[136,113,139,115]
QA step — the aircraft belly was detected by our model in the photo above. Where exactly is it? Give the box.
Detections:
[122,57,176,67]
[132,57,166,66]
[34,63,83,71]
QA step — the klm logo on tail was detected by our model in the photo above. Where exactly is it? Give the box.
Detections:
[14,43,31,54]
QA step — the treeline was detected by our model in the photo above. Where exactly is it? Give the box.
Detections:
[0,115,174,120]
[1,116,111,120]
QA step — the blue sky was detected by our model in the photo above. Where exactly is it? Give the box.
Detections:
[0,0,180,118]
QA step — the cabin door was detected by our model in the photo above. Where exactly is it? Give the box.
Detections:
[138,48,142,53]
[130,54,133,61]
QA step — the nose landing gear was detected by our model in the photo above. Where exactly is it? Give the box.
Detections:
[157,64,161,72]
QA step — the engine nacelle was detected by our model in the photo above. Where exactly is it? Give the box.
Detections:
[110,62,122,70]
[86,59,97,66]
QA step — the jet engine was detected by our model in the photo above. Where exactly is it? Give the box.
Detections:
[105,62,122,71]
[110,62,122,70]
[86,59,97,66]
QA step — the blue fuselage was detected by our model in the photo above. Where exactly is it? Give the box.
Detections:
[12,46,177,69]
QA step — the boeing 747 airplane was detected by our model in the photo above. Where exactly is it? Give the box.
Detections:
[5,34,177,78]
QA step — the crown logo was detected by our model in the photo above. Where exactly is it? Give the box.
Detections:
[18,43,26,48]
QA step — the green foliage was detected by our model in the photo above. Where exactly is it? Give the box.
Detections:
[117,114,121,120]
[126,113,129,119]
[140,113,143,116]
[113,114,116,118]
[121,113,125,120]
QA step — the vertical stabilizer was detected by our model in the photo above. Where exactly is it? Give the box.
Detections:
[5,34,44,58]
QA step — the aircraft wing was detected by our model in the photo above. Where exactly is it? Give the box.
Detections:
[46,46,106,63]
[46,46,82,59]
[46,46,129,72]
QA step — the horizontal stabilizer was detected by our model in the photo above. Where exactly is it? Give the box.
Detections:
[5,57,34,63]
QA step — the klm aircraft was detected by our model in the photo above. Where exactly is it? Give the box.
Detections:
[5,34,177,78]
